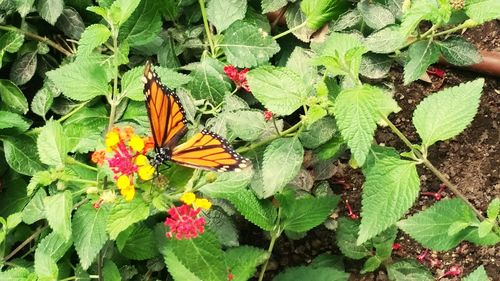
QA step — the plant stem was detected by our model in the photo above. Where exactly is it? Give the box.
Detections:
[273,21,307,40]
[63,177,98,185]
[257,233,278,281]
[237,120,303,154]
[107,26,120,132]
[0,25,72,56]
[66,157,98,172]
[57,101,90,123]
[198,0,216,56]
[3,225,47,262]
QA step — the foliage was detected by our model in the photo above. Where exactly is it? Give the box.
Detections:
[0,0,498,280]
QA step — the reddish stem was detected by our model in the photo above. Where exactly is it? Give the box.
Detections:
[345,200,359,220]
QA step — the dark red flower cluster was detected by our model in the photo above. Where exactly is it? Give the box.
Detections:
[224,65,250,92]
[165,204,205,240]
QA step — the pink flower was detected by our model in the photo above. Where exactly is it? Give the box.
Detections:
[224,65,251,92]
[107,142,138,178]
[264,110,273,121]
[165,204,205,240]
[439,265,462,280]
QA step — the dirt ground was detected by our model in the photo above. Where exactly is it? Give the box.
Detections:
[243,20,499,280]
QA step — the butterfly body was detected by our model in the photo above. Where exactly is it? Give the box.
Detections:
[143,62,250,172]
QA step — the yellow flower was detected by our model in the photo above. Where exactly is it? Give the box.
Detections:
[120,186,135,201]
[180,192,196,205]
[195,198,212,210]
[138,164,155,181]
[129,135,145,152]
[135,154,149,166]
[116,174,131,189]
[105,131,120,150]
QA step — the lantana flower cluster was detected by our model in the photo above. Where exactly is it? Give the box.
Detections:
[92,126,155,201]
[164,192,212,240]
[224,65,251,92]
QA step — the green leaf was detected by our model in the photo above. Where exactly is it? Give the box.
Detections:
[403,40,440,85]
[400,0,439,36]
[465,0,500,24]
[163,250,202,281]
[116,224,158,260]
[36,232,73,262]
[363,26,406,54]
[22,188,46,224]
[37,0,64,25]
[278,192,340,232]
[34,251,58,281]
[46,60,110,101]
[102,260,121,281]
[387,260,433,281]
[313,133,346,161]
[200,168,253,197]
[107,198,149,240]
[31,87,54,119]
[207,0,247,32]
[285,2,315,42]
[205,208,239,247]
[226,109,267,141]
[487,198,499,219]
[436,36,481,66]
[0,79,29,114]
[462,265,489,281]
[63,105,108,153]
[37,120,68,167]
[261,138,304,198]
[286,47,318,84]
[261,0,288,13]
[9,51,37,85]
[3,135,45,176]
[332,9,362,32]
[0,31,24,53]
[246,66,309,115]
[413,79,484,148]
[44,190,73,240]
[55,7,86,40]
[299,116,336,149]
[357,0,395,30]
[361,256,382,274]
[273,266,349,281]
[224,188,276,231]
[397,198,477,250]
[359,53,392,79]
[464,228,500,246]
[0,111,30,131]
[358,156,419,244]
[73,203,110,270]
[118,0,162,46]
[336,217,371,259]
[110,0,141,25]
[477,220,493,238]
[167,231,227,281]
[187,56,231,104]
[334,85,399,166]
[220,21,280,68]
[77,24,111,57]
[225,246,268,281]
[310,254,344,270]
[0,267,36,281]
[0,177,29,218]
[301,0,349,30]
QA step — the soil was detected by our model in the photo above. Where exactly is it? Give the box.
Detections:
[244,20,500,280]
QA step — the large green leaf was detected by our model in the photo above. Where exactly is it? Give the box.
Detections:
[436,36,481,66]
[400,0,439,36]
[357,0,395,30]
[63,105,108,153]
[387,260,433,281]
[37,0,64,25]
[34,251,58,281]
[3,135,45,176]
[224,188,277,231]
[285,2,315,42]
[55,7,86,40]
[37,120,68,167]
[9,51,37,85]
[44,190,73,240]
[413,79,484,148]
[73,203,110,270]
[226,109,267,141]
[187,57,231,104]
[118,0,162,46]
[35,232,73,262]
[0,268,36,281]
[77,24,111,57]
[299,116,336,149]
[116,224,158,260]
[301,0,349,30]
[246,66,309,115]
[107,198,149,239]
[465,0,500,24]
[22,189,47,224]
[220,21,280,68]
[363,26,406,54]
[286,47,317,84]
[0,111,30,131]
[225,246,268,281]
[0,79,29,114]
[403,40,440,85]
[336,218,371,259]
[200,164,254,197]
[109,0,141,25]
[397,198,478,250]
[206,0,247,32]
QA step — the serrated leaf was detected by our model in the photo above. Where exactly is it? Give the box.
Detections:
[44,191,72,240]
[357,0,395,30]
[36,232,72,262]
[487,198,499,219]
[0,79,29,114]
[363,26,406,54]
[361,256,382,274]
[463,265,489,281]
[0,267,36,281]
[164,249,202,281]
[22,188,46,224]
[205,208,239,247]
[3,135,45,176]
[400,0,439,36]
[73,203,109,270]
[226,109,267,141]
[220,21,280,68]
[397,198,477,250]
[464,228,500,246]
[77,24,111,57]
[107,198,149,239]
[313,133,346,161]
[336,218,371,259]
[262,138,304,198]
[332,9,362,32]
[436,36,481,66]
[200,168,253,196]
[37,0,64,25]
[334,85,399,166]
[278,193,340,232]
[102,260,120,281]
[110,0,141,25]
[285,1,314,42]
[118,0,162,46]
[46,60,110,101]
[413,79,484,148]
[0,111,30,131]
[261,0,288,13]
[31,87,54,119]
[301,0,349,30]
[37,120,68,167]
[299,116,337,149]
[63,105,108,153]
[273,266,349,281]
[207,0,246,32]
[226,246,268,281]
[187,57,231,104]
[360,53,392,79]
[9,51,37,85]
[34,251,58,281]
[404,40,440,85]
[246,66,309,115]
[286,47,318,84]
[56,7,85,39]
[225,188,276,231]
[465,0,500,24]
[387,260,433,281]
[116,224,158,260]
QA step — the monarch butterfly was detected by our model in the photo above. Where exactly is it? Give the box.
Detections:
[142,61,250,172]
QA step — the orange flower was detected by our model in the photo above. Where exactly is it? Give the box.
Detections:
[91,150,106,166]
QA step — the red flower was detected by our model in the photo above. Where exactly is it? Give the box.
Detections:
[392,243,401,250]
[224,65,251,92]
[264,110,273,121]
[426,66,446,78]
[165,204,205,240]
[107,142,138,178]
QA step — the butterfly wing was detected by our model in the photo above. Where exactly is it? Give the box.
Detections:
[143,62,188,151]
[171,129,251,172]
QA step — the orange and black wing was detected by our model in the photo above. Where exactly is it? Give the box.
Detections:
[143,61,188,150]
[171,129,251,172]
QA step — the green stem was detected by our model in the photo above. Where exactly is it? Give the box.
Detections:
[107,26,120,132]
[59,277,77,281]
[3,225,47,262]
[273,21,307,40]
[198,0,216,56]
[237,120,304,154]
[66,157,98,172]
[57,101,90,123]
[0,25,72,56]
[63,177,97,185]
[258,208,282,281]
